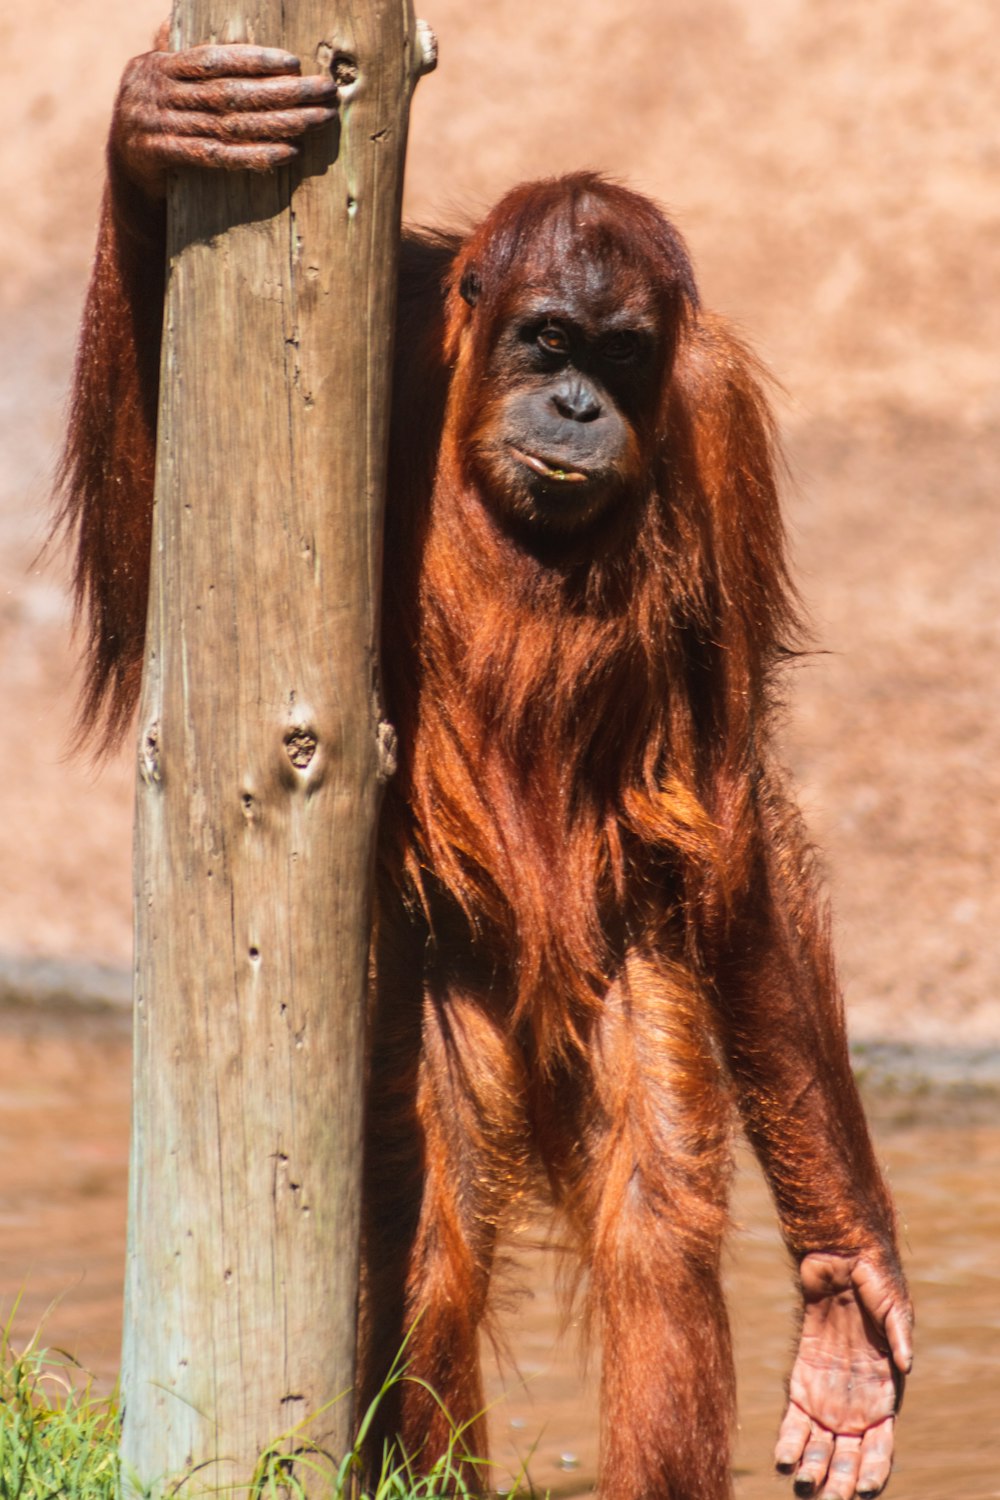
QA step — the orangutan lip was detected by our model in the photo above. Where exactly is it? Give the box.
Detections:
[510,446,590,484]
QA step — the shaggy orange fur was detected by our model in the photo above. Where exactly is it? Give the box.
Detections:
[59,167,905,1500]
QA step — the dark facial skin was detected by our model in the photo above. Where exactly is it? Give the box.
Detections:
[467,271,663,533]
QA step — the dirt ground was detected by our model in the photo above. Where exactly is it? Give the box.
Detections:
[3,1010,999,1498]
[0,0,997,1041]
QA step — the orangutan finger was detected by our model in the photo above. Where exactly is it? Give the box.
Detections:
[165,72,337,114]
[817,1434,862,1500]
[164,45,303,81]
[139,135,301,174]
[852,1257,914,1373]
[856,1416,895,1498]
[775,1403,812,1475]
[885,1302,914,1375]
[156,106,336,144]
[793,1427,834,1496]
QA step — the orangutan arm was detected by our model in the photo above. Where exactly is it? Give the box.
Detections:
[715,768,912,1500]
[55,149,165,745]
[56,34,338,747]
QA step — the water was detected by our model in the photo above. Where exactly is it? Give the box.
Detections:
[1,1017,997,1496]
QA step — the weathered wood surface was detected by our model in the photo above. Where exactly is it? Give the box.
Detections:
[122,2,431,1491]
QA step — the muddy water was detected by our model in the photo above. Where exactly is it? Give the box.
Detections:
[1,1014,998,1498]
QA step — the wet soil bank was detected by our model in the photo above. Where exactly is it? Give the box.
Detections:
[2,1006,997,1499]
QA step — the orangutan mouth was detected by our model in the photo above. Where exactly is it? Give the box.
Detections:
[509,446,590,484]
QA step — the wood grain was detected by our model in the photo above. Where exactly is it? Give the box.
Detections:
[122,2,430,1489]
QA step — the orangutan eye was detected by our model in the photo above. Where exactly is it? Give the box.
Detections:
[602,330,641,363]
[536,323,569,355]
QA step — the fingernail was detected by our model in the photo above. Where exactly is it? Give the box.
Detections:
[793,1483,816,1498]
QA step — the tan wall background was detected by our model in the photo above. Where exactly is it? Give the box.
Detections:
[0,0,996,1044]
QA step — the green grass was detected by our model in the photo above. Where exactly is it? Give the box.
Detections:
[0,1313,530,1499]
[0,1306,119,1499]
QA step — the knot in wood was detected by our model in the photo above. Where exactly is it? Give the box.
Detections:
[284,727,318,770]
[376,719,398,782]
[140,722,162,786]
[332,53,359,88]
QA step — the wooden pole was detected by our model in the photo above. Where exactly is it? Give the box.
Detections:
[122,3,432,1492]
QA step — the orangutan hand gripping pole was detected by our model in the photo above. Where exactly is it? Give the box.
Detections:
[58,34,912,1500]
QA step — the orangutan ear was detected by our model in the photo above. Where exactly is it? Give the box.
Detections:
[459,267,481,307]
